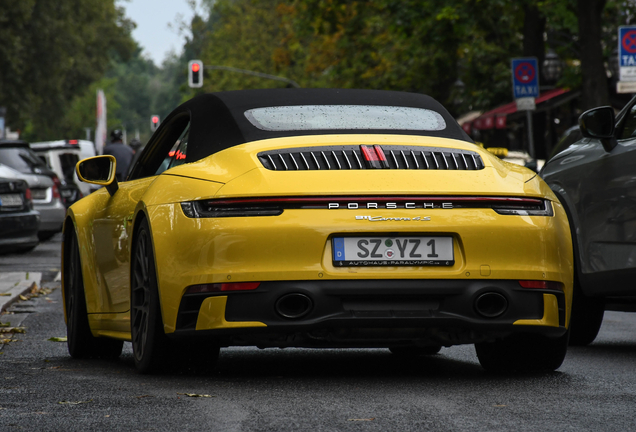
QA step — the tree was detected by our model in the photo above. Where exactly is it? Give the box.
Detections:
[0,0,135,141]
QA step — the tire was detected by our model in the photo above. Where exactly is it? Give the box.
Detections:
[568,278,604,346]
[65,230,123,359]
[131,219,220,374]
[475,331,569,373]
[389,346,442,356]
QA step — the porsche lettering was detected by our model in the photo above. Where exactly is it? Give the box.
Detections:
[329,202,452,209]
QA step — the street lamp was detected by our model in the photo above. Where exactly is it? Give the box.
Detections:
[542,50,563,85]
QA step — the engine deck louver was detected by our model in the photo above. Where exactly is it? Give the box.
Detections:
[258,145,484,171]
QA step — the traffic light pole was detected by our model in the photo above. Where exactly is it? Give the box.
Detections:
[204,65,300,88]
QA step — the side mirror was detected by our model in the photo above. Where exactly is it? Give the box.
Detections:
[76,155,118,196]
[579,106,617,152]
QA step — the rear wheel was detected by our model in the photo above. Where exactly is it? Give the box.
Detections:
[65,230,123,359]
[475,331,569,373]
[130,219,172,373]
[131,219,219,374]
[568,279,604,346]
[389,345,442,356]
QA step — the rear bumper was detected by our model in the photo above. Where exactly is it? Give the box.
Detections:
[35,200,65,232]
[0,211,40,250]
[172,279,567,347]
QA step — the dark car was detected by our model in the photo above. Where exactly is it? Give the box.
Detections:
[0,177,40,253]
[540,97,636,345]
[0,140,81,208]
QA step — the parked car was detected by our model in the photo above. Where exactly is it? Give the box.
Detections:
[31,139,96,198]
[0,177,39,253]
[547,125,583,162]
[540,97,636,345]
[64,89,573,374]
[0,162,64,241]
[0,140,81,208]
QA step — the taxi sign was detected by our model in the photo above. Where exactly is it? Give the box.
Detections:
[511,58,539,99]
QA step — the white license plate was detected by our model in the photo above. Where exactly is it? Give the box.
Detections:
[0,194,22,207]
[333,236,454,266]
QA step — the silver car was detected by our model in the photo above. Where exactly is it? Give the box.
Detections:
[0,163,65,240]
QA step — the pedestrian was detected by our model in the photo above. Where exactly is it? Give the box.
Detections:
[103,129,134,182]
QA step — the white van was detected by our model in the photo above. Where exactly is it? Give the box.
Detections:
[30,140,97,197]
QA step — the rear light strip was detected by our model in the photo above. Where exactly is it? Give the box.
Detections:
[180,196,553,218]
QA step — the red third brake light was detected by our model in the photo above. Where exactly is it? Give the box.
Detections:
[360,145,388,169]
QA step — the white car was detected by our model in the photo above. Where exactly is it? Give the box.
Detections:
[31,140,97,197]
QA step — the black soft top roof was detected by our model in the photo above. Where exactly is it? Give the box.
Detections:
[169,89,472,164]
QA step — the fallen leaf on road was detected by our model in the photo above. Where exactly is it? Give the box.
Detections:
[19,295,28,301]
[0,327,25,334]
[176,393,214,398]
[0,322,10,327]
[0,293,10,297]
[0,339,14,344]
[59,400,92,405]
[348,418,375,421]
[48,337,67,342]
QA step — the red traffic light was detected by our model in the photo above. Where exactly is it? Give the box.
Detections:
[151,116,159,124]
[188,60,204,88]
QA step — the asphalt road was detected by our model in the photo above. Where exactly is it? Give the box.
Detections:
[1,235,636,431]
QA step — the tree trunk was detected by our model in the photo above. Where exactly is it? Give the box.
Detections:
[523,3,546,83]
[577,0,610,110]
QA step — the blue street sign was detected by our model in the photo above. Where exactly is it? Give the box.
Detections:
[511,57,539,99]
[619,26,636,67]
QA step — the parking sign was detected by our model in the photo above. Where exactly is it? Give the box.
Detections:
[511,58,539,99]
[619,26,636,81]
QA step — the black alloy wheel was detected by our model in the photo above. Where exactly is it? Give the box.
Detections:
[65,230,123,359]
[130,219,220,374]
[130,219,171,373]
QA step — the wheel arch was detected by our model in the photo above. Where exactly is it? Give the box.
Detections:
[549,186,589,294]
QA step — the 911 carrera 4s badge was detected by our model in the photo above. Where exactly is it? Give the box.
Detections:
[332,236,454,266]
[355,215,431,221]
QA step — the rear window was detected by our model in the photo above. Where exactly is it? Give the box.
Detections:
[244,105,447,132]
[0,147,47,174]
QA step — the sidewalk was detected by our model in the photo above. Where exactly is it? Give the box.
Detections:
[0,272,43,312]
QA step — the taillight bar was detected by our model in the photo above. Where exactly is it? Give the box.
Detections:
[181,196,553,218]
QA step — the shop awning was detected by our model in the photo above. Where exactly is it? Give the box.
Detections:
[461,88,579,133]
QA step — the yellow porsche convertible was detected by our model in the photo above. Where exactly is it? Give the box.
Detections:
[62,89,573,373]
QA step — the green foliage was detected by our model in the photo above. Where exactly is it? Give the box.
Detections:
[0,0,135,141]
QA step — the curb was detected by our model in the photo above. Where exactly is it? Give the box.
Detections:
[0,273,43,313]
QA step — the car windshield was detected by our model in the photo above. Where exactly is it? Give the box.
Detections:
[244,105,447,132]
[0,147,48,174]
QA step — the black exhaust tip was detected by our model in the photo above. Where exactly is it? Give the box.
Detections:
[275,293,313,319]
[474,292,508,318]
